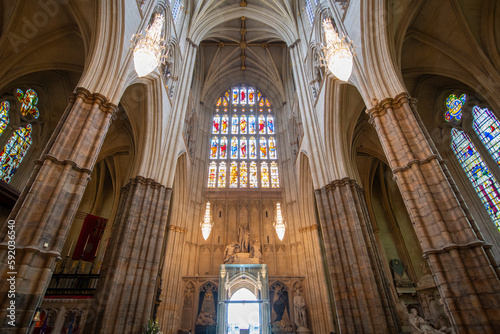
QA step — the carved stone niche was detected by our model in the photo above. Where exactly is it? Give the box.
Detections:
[270,281,293,333]
[181,281,195,330]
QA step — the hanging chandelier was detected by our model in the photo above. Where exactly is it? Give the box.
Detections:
[131,14,166,77]
[322,18,354,82]
[201,202,213,240]
[274,202,286,241]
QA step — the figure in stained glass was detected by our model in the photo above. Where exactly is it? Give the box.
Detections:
[240,162,248,187]
[445,94,466,122]
[270,162,279,188]
[16,89,39,118]
[232,116,239,134]
[211,137,218,159]
[261,162,269,188]
[249,116,256,134]
[240,116,247,133]
[220,137,227,158]
[0,124,32,183]
[249,137,256,159]
[0,101,10,136]
[218,162,226,188]
[473,106,500,166]
[267,115,274,134]
[248,88,255,104]
[213,115,220,133]
[233,88,238,105]
[260,138,267,159]
[240,138,247,158]
[269,137,277,159]
[250,162,258,188]
[221,115,228,134]
[231,137,238,159]
[259,115,266,134]
[208,162,217,188]
[240,88,247,105]
[230,162,238,188]
[216,98,222,106]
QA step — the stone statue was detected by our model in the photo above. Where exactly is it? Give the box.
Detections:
[223,242,238,264]
[238,223,250,253]
[196,290,216,326]
[408,308,446,334]
[293,287,308,329]
[250,240,262,261]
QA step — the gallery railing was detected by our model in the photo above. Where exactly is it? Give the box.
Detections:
[45,274,100,296]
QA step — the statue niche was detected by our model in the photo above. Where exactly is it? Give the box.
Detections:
[222,219,262,264]
[195,282,218,334]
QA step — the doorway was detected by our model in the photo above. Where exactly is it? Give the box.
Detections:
[227,288,260,334]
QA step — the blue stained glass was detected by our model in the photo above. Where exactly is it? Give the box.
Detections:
[473,106,500,167]
[305,0,314,25]
[445,94,466,122]
[451,128,500,231]
[0,101,9,136]
[172,0,181,22]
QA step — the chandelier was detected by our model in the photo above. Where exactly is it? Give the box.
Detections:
[322,18,354,82]
[201,202,213,240]
[131,14,166,77]
[274,202,286,241]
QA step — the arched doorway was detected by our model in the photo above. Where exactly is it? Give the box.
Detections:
[227,288,259,333]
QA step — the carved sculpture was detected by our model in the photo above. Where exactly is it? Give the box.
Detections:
[408,308,446,334]
[223,242,238,264]
[238,222,250,252]
[250,240,262,262]
[293,286,308,329]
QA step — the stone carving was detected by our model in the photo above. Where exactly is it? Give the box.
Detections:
[293,284,308,330]
[196,284,217,326]
[408,308,446,334]
[183,282,194,306]
[238,222,250,252]
[250,240,262,262]
[420,260,431,275]
[223,241,238,264]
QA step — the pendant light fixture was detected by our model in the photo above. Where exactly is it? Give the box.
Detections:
[131,13,167,77]
[322,18,354,82]
[201,202,213,240]
[274,202,286,241]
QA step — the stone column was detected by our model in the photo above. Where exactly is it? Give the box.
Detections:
[0,88,116,332]
[315,178,399,333]
[367,93,500,333]
[84,177,172,334]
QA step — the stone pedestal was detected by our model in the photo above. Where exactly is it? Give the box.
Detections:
[0,88,116,333]
[367,93,500,333]
[84,177,172,334]
[233,252,260,264]
[296,326,311,334]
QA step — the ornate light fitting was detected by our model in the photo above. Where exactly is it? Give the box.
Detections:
[322,18,354,82]
[274,202,286,241]
[131,14,166,77]
[201,202,213,240]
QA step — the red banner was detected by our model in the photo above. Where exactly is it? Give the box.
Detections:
[72,214,107,262]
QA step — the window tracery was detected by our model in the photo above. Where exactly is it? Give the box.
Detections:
[207,86,279,188]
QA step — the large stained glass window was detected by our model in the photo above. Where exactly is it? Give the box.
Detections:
[207,85,280,188]
[0,125,33,183]
[305,0,314,25]
[0,101,9,136]
[451,128,500,231]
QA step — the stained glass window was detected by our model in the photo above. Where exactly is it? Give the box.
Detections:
[230,162,238,188]
[445,94,466,122]
[16,89,39,118]
[250,162,258,188]
[207,85,280,188]
[171,0,181,22]
[271,162,279,188]
[0,101,9,136]
[0,125,32,183]
[218,162,226,188]
[473,106,500,167]
[451,128,500,230]
[208,162,217,188]
[240,162,248,187]
[261,162,270,188]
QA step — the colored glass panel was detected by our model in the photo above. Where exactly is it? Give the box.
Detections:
[249,116,256,134]
[267,115,274,134]
[218,162,226,188]
[230,162,238,188]
[249,137,257,159]
[259,108,263,113]
[265,98,271,107]
[171,0,181,22]
[240,116,247,134]
[445,94,466,122]
[240,162,248,188]
[250,162,258,188]
[232,116,239,134]
[270,162,279,188]
[220,136,227,158]
[473,106,500,167]
[0,101,10,136]
[451,129,500,230]
[232,88,239,105]
[231,137,238,159]
[269,137,277,159]
[221,115,228,134]
[210,137,218,159]
[240,137,247,159]
[305,0,314,25]
[259,97,264,107]
[248,88,255,105]
[208,162,217,188]
[261,162,270,188]
[216,97,222,106]
[259,137,267,159]
[259,115,266,134]
[0,124,32,183]
[16,88,39,118]
[213,115,220,134]
[240,87,247,105]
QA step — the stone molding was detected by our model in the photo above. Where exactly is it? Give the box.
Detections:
[121,175,169,193]
[366,92,415,120]
[169,225,188,234]
[298,224,318,233]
